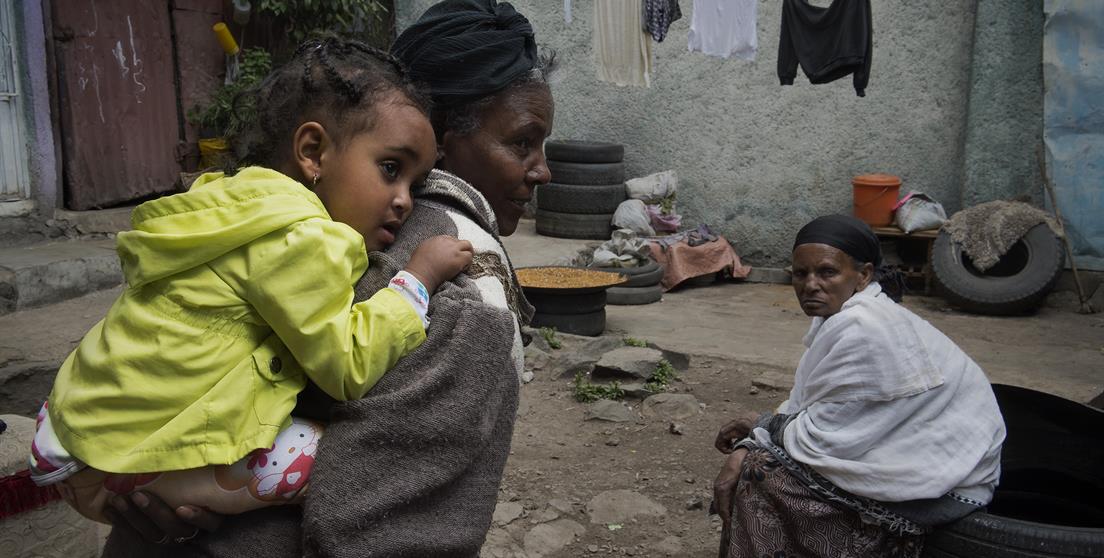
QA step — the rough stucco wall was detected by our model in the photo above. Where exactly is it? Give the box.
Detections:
[399,1,981,266]
[961,0,1044,208]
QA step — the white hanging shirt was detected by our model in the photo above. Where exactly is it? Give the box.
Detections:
[688,0,758,60]
[594,0,653,87]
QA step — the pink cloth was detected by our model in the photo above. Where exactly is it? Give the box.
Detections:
[648,235,751,291]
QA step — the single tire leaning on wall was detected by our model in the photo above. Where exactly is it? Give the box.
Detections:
[606,284,663,305]
[537,182,626,214]
[548,160,626,185]
[536,209,613,240]
[529,309,606,337]
[544,140,625,164]
[932,224,1064,315]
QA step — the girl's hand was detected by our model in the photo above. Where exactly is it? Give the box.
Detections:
[713,411,760,453]
[405,236,474,293]
[103,491,223,545]
[712,448,749,526]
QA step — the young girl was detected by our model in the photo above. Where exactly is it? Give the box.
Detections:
[28,38,471,524]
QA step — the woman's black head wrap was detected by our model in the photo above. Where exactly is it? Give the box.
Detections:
[391,0,538,108]
[793,214,906,301]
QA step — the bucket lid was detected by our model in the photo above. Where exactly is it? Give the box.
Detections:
[853,173,901,187]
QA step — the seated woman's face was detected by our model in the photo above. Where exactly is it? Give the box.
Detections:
[791,243,872,317]
[439,84,554,236]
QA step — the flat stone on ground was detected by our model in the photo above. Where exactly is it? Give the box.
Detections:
[584,400,637,422]
[522,518,585,557]
[585,489,667,524]
[752,369,794,391]
[593,346,665,380]
[493,501,525,526]
[641,393,702,421]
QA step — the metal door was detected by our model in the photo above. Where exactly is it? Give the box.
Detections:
[52,0,181,210]
[0,0,29,201]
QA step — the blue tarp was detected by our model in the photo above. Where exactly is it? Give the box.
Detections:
[1043,1,1104,271]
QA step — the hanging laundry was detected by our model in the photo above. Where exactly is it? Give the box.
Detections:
[778,0,873,97]
[644,0,683,42]
[687,0,757,60]
[594,0,653,87]
[565,0,573,25]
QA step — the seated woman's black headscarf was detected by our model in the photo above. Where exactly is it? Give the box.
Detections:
[793,214,906,301]
[391,0,537,108]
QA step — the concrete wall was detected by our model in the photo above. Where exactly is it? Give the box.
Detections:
[405,1,1039,265]
[17,0,60,214]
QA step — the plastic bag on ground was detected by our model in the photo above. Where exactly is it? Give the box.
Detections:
[612,199,655,236]
[647,204,681,233]
[626,170,678,202]
[894,192,947,233]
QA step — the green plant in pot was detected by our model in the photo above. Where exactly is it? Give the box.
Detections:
[187,47,272,170]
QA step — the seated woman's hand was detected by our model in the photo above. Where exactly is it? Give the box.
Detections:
[713,410,760,453]
[103,491,224,545]
[712,448,749,525]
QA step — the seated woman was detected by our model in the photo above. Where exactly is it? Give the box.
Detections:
[100,1,552,555]
[713,214,1006,558]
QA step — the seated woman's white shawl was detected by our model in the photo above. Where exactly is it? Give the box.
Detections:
[778,283,1005,504]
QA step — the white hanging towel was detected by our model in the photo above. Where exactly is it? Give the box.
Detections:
[565,0,573,24]
[688,0,757,60]
[594,0,653,87]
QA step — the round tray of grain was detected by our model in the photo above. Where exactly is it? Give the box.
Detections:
[517,267,627,336]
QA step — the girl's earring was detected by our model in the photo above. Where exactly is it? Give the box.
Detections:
[312,173,320,189]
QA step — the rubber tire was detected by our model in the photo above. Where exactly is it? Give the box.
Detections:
[537,182,626,214]
[536,209,613,240]
[524,290,606,315]
[545,140,624,164]
[932,224,1064,315]
[548,160,626,185]
[923,512,1104,557]
[591,260,664,288]
[529,309,606,337]
[606,284,663,305]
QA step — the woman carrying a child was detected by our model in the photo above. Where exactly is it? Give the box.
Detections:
[98,1,553,555]
[712,215,1006,557]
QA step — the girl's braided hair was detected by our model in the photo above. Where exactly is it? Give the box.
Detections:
[231,37,430,172]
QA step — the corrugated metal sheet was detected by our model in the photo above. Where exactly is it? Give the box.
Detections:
[53,0,181,210]
[171,0,223,161]
[1043,0,1104,271]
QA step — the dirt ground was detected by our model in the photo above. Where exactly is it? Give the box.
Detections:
[1,220,1102,556]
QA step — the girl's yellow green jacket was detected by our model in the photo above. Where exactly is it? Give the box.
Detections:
[48,167,425,473]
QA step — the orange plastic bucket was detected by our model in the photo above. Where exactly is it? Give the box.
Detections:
[852,174,901,226]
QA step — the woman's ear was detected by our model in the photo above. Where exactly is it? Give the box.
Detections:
[291,122,328,185]
[436,130,455,171]
[857,262,875,290]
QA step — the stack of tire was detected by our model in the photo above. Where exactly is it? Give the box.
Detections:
[591,258,664,305]
[537,140,626,240]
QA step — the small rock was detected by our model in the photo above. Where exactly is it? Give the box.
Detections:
[586,490,667,524]
[493,501,524,526]
[684,477,695,484]
[618,382,653,399]
[523,518,585,557]
[525,344,551,371]
[548,498,575,515]
[667,422,684,435]
[748,385,760,395]
[593,346,665,380]
[752,369,794,391]
[685,497,704,510]
[587,544,599,553]
[585,400,637,422]
[605,437,621,446]
[641,393,702,421]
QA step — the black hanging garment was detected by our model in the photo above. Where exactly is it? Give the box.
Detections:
[778,0,872,97]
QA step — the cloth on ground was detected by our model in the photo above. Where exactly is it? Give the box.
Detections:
[612,199,656,236]
[591,229,654,267]
[594,0,653,87]
[647,229,750,290]
[687,0,757,60]
[100,170,531,558]
[625,170,677,202]
[644,0,682,42]
[778,282,1005,505]
[942,200,1060,272]
[778,0,872,97]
